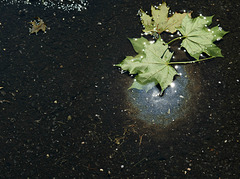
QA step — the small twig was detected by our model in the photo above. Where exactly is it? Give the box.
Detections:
[132,157,147,168]
[0,100,11,104]
[139,135,143,146]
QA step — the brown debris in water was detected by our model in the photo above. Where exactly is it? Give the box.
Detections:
[29,17,47,34]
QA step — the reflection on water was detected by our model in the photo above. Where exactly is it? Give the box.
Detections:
[128,65,190,126]
[1,0,88,11]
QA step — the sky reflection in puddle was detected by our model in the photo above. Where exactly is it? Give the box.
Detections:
[128,65,190,126]
[1,0,88,12]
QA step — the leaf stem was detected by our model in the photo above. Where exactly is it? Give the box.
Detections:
[167,36,185,45]
[168,56,216,65]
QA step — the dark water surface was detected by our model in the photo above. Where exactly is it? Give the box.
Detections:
[0,0,240,178]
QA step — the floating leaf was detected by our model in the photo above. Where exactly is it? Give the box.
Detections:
[117,3,228,96]
[178,15,229,60]
[129,80,156,92]
[116,38,178,93]
[140,2,191,34]
[128,37,150,54]
[29,17,47,34]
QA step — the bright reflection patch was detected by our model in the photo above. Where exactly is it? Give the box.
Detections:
[1,0,88,12]
[128,65,189,126]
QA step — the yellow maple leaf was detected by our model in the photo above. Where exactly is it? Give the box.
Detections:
[140,2,191,34]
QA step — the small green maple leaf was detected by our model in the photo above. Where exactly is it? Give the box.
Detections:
[140,2,191,34]
[178,15,229,60]
[116,37,178,93]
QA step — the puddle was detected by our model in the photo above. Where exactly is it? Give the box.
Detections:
[0,0,239,178]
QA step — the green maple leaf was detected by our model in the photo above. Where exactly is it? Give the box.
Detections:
[178,15,229,60]
[116,37,178,93]
[140,2,191,34]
